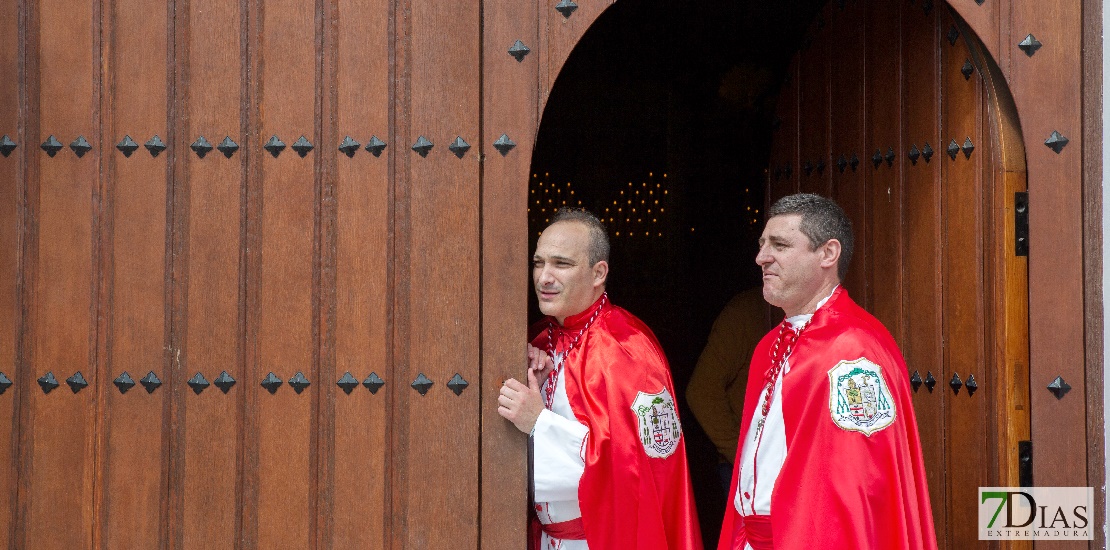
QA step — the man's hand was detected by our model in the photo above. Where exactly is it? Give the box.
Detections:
[527,344,554,383]
[498,367,545,434]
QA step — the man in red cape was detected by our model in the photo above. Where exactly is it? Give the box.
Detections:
[719,194,936,549]
[499,209,702,550]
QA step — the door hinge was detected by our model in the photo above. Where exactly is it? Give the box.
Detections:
[1015,192,1029,256]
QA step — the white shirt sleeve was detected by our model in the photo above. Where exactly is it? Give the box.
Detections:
[532,408,589,502]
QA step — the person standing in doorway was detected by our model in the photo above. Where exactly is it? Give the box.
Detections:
[498,209,703,550]
[719,194,936,549]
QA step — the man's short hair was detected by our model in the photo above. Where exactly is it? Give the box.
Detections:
[549,208,610,266]
[767,193,854,280]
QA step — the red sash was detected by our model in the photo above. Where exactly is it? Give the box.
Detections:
[530,516,587,549]
[736,515,773,550]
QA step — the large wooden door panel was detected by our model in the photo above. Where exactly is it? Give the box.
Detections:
[0,0,20,544]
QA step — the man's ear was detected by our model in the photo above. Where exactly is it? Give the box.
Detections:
[592,260,609,289]
[820,239,842,270]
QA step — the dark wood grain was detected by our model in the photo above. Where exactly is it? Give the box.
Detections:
[174,0,245,546]
[797,11,830,197]
[0,0,20,544]
[480,0,538,547]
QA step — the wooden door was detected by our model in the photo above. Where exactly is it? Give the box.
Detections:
[0,0,536,547]
[766,2,1030,548]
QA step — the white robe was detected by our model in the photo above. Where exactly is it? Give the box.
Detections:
[532,356,590,550]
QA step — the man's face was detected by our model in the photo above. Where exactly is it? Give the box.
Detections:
[756,214,829,316]
[532,221,606,325]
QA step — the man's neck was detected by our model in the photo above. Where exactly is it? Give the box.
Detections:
[783,281,839,318]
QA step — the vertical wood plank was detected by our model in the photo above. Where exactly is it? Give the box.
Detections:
[249,0,319,546]
[323,0,392,545]
[797,13,830,197]
[865,0,901,334]
[1009,1,1089,523]
[941,21,989,547]
[903,5,945,544]
[0,0,20,544]
[828,0,867,302]
[98,0,172,545]
[24,0,101,547]
[480,1,537,546]
[391,0,480,546]
[175,0,244,546]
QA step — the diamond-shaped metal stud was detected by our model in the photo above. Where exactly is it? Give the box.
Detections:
[884,147,895,167]
[922,142,934,162]
[365,135,387,157]
[261,372,283,394]
[849,154,859,171]
[0,135,17,157]
[214,371,236,394]
[145,135,166,157]
[66,371,89,393]
[70,136,92,158]
[947,25,960,46]
[264,136,286,158]
[337,372,359,395]
[1047,376,1071,400]
[411,373,433,396]
[947,139,960,160]
[961,59,974,80]
[38,372,59,394]
[962,137,975,159]
[1018,34,1042,57]
[872,149,882,168]
[289,372,311,394]
[783,165,792,178]
[508,40,531,62]
[493,134,516,156]
[836,155,847,173]
[113,372,136,394]
[338,136,360,158]
[1044,131,1069,154]
[140,371,162,393]
[555,0,578,18]
[116,135,139,157]
[217,136,239,158]
[191,136,213,158]
[411,136,433,157]
[188,372,210,395]
[0,372,10,395]
[802,161,813,176]
[975,0,984,5]
[292,136,314,157]
[910,371,923,392]
[41,135,63,157]
[949,372,963,395]
[908,144,921,165]
[924,371,937,392]
[447,373,469,396]
[815,160,825,175]
[966,374,978,396]
[363,372,385,394]
[448,136,470,159]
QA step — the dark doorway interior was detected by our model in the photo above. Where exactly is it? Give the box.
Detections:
[528,0,822,542]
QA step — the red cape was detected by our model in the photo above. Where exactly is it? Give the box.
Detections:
[718,288,936,549]
[531,296,703,549]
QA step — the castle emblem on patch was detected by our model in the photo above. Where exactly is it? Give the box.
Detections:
[828,358,896,436]
[632,388,682,458]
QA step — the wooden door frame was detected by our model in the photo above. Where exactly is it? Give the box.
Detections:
[504,1,1104,547]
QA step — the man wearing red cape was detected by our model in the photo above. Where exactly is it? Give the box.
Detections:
[499,209,703,550]
[719,194,937,550]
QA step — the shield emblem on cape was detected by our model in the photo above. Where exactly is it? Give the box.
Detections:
[631,388,682,458]
[828,358,897,436]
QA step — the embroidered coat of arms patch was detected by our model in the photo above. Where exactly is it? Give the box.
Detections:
[827,358,897,436]
[631,388,682,458]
